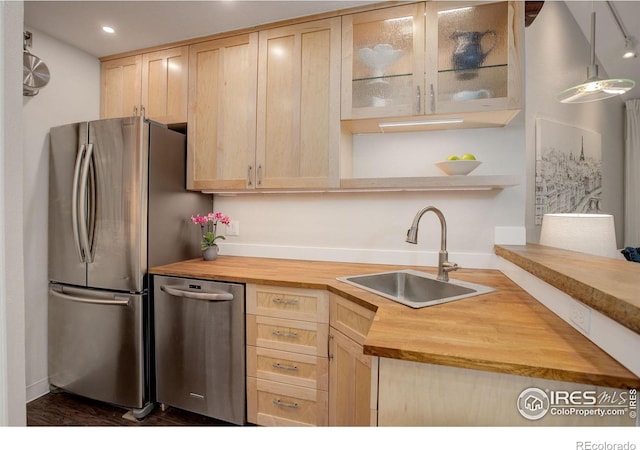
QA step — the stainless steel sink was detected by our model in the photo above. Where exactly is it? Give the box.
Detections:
[336,269,495,309]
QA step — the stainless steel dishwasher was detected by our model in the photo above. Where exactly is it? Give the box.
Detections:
[153,275,245,425]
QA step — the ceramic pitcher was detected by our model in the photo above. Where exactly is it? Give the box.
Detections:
[450,30,497,70]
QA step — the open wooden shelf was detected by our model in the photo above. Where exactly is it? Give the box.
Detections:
[339,175,520,191]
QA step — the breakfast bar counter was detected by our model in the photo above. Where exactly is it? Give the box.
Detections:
[151,254,639,389]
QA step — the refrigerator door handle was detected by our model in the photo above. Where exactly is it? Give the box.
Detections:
[71,143,87,262]
[160,285,234,301]
[49,287,131,306]
[78,143,94,263]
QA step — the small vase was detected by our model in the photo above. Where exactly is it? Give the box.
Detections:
[202,245,218,261]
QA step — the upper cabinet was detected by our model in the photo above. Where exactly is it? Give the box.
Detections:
[99,1,523,193]
[256,17,343,190]
[186,34,258,191]
[425,1,522,115]
[341,1,523,132]
[141,46,189,124]
[100,55,142,120]
[341,3,425,120]
[100,46,189,124]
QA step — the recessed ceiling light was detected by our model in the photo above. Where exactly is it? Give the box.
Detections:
[102,26,115,34]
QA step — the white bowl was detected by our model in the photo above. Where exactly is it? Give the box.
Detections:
[435,160,482,176]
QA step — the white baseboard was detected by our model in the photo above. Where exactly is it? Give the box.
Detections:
[497,257,640,378]
[26,377,51,403]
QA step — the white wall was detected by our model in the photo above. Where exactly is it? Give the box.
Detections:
[524,1,625,245]
[212,10,526,270]
[22,27,100,401]
[215,115,526,269]
[1,0,27,426]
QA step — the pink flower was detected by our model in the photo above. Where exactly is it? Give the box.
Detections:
[190,214,208,225]
[190,211,231,250]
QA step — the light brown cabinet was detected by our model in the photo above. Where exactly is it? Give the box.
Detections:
[100,55,142,120]
[425,1,522,115]
[246,284,329,426]
[328,293,378,426]
[141,46,189,123]
[101,46,188,124]
[256,17,344,190]
[341,3,425,120]
[186,34,258,191]
[341,1,523,133]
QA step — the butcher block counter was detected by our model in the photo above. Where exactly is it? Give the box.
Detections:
[496,243,640,334]
[150,255,639,389]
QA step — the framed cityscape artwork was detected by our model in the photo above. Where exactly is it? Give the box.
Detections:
[534,118,602,225]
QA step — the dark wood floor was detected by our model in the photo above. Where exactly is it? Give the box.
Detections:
[27,391,234,426]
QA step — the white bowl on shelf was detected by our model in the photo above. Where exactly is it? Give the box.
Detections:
[435,160,482,176]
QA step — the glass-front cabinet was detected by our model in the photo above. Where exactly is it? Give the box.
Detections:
[426,1,521,114]
[342,1,522,124]
[341,3,425,120]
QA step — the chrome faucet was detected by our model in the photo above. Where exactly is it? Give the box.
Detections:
[406,206,459,282]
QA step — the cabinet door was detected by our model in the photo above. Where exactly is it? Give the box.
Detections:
[141,46,189,124]
[100,55,142,119]
[186,34,258,191]
[341,3,425,120]
[256,17,341,189]
[425,1,523,114]
[328,328,377,426]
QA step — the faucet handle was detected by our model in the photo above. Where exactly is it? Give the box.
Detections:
[443,261,459,273]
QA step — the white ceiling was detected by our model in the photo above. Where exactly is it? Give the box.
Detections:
[23,1,378,57]
[23,1,640,101]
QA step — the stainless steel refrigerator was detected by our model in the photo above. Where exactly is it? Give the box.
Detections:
[47,116,210,418]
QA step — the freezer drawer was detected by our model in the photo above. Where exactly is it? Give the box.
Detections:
[153,275,246,425]
[48,284,149,410]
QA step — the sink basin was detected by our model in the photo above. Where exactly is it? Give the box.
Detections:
[336,269,495,309]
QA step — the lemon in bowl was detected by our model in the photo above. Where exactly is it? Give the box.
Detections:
[436,154,481,175]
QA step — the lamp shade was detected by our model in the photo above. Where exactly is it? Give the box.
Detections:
[539,214,618,258]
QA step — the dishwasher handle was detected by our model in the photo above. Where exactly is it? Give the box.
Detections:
[160,285,234,301]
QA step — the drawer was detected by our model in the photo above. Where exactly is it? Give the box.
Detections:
[247,377,328,426]
[329,293,375,346]
[247,315,329,356]
[247,345,328,390]
[247,284,329,322]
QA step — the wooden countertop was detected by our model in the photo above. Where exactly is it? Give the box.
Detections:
[495,244,640,334]
[150,255,640,389]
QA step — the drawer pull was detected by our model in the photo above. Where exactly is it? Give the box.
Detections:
[273,399,298,409]
[272,330,298,339]
[272,298,299,306]
[272,362,298,372]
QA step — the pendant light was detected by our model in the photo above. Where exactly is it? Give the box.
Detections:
[557,9,635,103]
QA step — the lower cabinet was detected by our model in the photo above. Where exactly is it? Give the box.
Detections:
[245,285,379,426]
[246,284,329,426]
[328,328,378,426]
[328,293,378,426]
